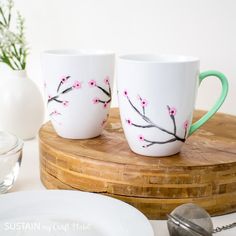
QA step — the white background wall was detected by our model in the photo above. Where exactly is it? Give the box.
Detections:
[3,0,236,114]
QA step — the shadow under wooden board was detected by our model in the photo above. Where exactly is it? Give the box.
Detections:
[39,108,236,219]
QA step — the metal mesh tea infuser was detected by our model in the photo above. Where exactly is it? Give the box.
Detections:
[167,203,236,236]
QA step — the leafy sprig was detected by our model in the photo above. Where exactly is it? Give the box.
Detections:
[0,0,28,70]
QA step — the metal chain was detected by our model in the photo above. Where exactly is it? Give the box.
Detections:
[213,222,236,233]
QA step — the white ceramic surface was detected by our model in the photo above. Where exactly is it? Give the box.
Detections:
[42,50,115,139]
[117,54,199,156]
[0,190,154,236]
[0,70,45,140]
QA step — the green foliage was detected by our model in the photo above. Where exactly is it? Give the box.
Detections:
[0,0,28,70]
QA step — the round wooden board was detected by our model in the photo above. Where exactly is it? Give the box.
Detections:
[39,108,236,219]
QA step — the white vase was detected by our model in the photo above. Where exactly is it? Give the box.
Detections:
[0,70,45,140]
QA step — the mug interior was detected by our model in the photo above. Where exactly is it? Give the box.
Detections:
[43,49,115,56]
[119,54,199,63]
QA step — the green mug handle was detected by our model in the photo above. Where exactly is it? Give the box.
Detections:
[189,70,229,135]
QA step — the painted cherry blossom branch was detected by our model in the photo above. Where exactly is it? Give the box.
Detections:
[138,135,178,148]
[125,92,185,141]
[49,110,62,125]
[124,90,189,148]
[47,76,82,107]
[49,110,61,116]
[167,105,177,135]
[90,76,112,109]
[57,75,70,92]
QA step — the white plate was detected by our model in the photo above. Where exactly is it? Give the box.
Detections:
[0,190,154,236]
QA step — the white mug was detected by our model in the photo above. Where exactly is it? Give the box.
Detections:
[117,54,228,156]
[42,50,115,139]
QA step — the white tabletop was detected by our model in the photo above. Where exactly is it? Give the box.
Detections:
[9,138,236,236]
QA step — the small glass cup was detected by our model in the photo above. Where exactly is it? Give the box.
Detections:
[0,131,23,193]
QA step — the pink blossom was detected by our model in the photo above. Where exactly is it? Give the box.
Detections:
[103,102,108,109]
[183,120,189,130]
[123,90,128,97]
[48,95,51,99]
[137,95,148,107]
[140,99,148,108]
[168,107,177,116]
[63,101,69,107]
[72,80,82,89]
[138,134,145,141]
[88,80,97,87]
[60,76,70,84]
[92,97,100,104]
[104,76,110,85]
[126,119,132,125]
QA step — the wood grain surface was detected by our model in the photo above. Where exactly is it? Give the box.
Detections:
[39,108,236,219]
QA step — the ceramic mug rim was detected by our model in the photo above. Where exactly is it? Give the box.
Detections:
[42,49,115,57]
[119,54,200,64]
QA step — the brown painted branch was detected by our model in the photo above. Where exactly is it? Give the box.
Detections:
[127,96,185,142]
[48,85,73,104]
[98,98,111,104]
[57,76,71,93]
[96,85,111,97]
[143,138,177,147]
[108,82,111,95]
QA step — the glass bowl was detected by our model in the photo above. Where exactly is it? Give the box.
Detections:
[0,131,23,194]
